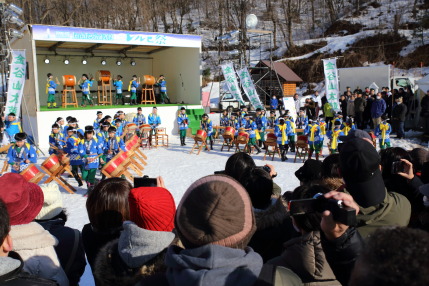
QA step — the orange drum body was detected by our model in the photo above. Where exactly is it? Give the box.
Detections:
[195,130,207,142]
[103,152,128,177]
[42,154,61,173]
[97,70,111,84]
[141,75,155,86]
[20,164,41,182]
[62,75,76,87]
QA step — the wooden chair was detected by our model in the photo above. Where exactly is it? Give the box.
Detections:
[294,135,309,163]
[151,127,169,148]
[263,133,281,161]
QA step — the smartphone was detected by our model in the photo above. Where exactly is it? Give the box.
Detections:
[391,161,405,174]
[134,176,157,187]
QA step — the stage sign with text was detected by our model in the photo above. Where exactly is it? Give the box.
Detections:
[5,50,26,117]
[322,58,341,112]
[31,25,201,48]
[237,68,263,109]
[221,63,245,105]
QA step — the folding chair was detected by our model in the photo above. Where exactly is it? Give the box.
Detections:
[263,133,281,161]
[294,135,309,163]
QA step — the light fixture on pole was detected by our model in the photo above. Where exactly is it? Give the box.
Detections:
[63,58,70,65]
[130,59,136,66]
[101,58,107,65]
[44,56,50,64]
[82,57,88,65]
[116,59,122,66]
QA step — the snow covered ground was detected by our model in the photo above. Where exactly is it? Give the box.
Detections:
[29,130,425,285]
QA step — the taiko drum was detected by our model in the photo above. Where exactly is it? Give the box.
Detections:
[42,154,61,173]
[20,164,40,182]
[195,130,207,141]
[141,75,156,86]
[62,75,76,87]
[97,70,111,83]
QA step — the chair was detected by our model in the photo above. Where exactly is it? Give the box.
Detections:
[294,135,309,163]
[263,133,281,161]
[151,127,169,148]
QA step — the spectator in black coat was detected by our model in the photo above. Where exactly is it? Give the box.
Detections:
[420,90,429,135]
[35,183,86,286]
[392,95,407,139]
[82,178,132,281]
[354,93,366,129]
[339,95,348,117]
[363,93,374,129]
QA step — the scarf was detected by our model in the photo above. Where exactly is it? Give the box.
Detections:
[379,123,389,145]
[319,122,326,135]
[128,81,133,92]
[342,125,351,136]
[310,124,318,142]
[45,80,49,94]
[278,124,287,145]
[331,130,341,150]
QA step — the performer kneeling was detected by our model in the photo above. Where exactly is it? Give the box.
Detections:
[79,127,104,195]
[6,133,37,173]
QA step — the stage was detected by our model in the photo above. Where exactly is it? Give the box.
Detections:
[10,24,202,149]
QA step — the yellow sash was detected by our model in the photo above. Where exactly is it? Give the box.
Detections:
[342,125,351,136]
[255,130,261,140]
[128,81,132,92]
[380,123,389,145]
[278,124,287,145]
[320,122,326,135]
[331,130,341,150]
[45,81,49,94]
[310,124,318,142]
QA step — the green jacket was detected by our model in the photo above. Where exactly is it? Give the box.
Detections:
[355,190,411,238]
[323,102,334,118]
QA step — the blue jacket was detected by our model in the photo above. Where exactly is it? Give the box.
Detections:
[286,119,296,136]
[270,98,278,109]
[130,80,139,93]
[48,80,57,95]
[148,114,161,129]
[200,119,213,137]
[157,79,167,92]
[93,118,103,130]
[62,126,84,138]
[295,115,308,130]
[274,123,291,145]
[79,79,93,95]
[113,80,123,94]
[244,120,257,139]
[103,136,125,161]
[304,123,321,144]
[97,131,109,150]
[375,122,392,142]
[7,143,37,173]
[5,120,21,140]
[177,114,189,130]
[64,135,84,166]
[48,132,66,155]
[78,138,103,169]
[220,115,230,127]
[255,115,267,132]
[133,114,146,125]
[115,125,124,137]
[371,98,386,118]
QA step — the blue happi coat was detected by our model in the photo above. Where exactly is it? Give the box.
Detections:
[148,114,161,130]
[48,132,66,155]
[244,120,257,139]
[7,143,37,173]
[200,119,213,137]
[79,138,103,169]
[177,114,189,130]
[103,136,126,162]
[133,114,146,125]
[64,135,84,166]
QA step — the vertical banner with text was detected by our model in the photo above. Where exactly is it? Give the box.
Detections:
[5,50,26,117]
[220,63,245,105]
[237,68,263,109]
[322,58,341,112]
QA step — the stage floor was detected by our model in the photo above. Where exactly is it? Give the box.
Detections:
[39,103,183,112]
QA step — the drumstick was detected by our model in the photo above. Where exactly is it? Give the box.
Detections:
[0,161,8,175]
[49,143,59,150]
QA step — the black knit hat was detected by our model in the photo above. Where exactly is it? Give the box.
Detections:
[295,159,323,183]
[340,139,385,208]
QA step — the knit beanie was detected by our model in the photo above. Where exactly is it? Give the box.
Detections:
[175,175,256,249]
[129,187,176,231]
[35,182,63,220]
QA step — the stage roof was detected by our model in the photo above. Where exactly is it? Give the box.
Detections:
[30,25,201,54]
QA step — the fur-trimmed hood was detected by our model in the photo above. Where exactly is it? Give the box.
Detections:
[253,197,290,230]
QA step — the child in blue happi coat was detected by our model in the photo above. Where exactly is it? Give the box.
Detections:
[113,75,124,105]
[148,107,161,146]
[49,123,66,155]
[274,117,292,161]
[255,108,267,148]
[5,113,22,142]
[200,113,214,150]
[93,111,103,131]
[128,75,139,105]
[267,110,277,129]
[133,107,146,126]
[177,107,189,146]
[46,73,60,108]
[79,127,104,195]
[327,121,345,154]
[114,119,124,137]
[6,132,37,173]
[64,126,84,186]
[305,118,322,161]
[295,108,308,133]
[244,114,262,154]
[285,115,296,152]
[79,74,94,107]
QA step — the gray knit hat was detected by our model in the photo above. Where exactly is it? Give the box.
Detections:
[118,221,175,268]
[175,175,256,249]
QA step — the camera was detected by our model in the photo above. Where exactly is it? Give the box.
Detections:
[289,193,356,226]
[391,161,405,174]
[134,176,157,187]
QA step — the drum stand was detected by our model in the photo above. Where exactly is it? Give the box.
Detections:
[97,80,112,105]
[62,86,78,108]
[235,137,249,153]
[190,137,209,155]
[41,164,76,194]
[221,135,235,152]
[141,84,156,105]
